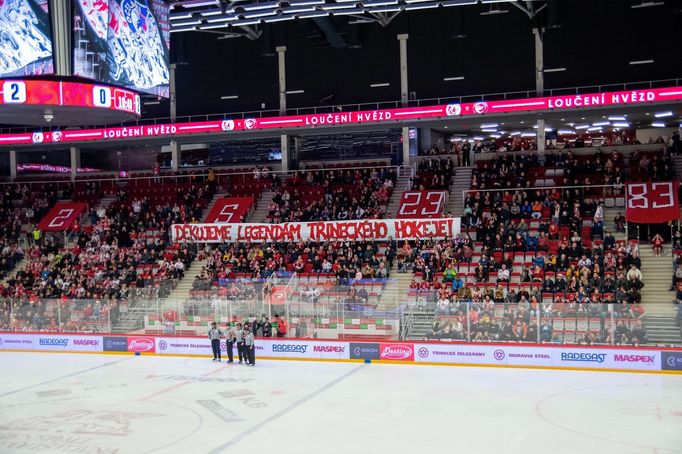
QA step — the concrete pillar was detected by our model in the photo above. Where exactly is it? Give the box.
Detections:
[402,127,410,166]
[533,28,544,96]
[170,63,177,122]
[277,46,287,115]
[398,34,409,165]
[533,28,545,153]
[397,34,409,107]
[50,0,71,75]
[293,136,302,170]
[9,149,17,179]
[170,140,180,171]
[281,134,289,172]
[70,147,80,181]
[537,118,546,153]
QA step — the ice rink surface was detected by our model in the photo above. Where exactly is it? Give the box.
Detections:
[0,352,681,454]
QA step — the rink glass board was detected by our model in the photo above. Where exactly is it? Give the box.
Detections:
[1,333,680,374]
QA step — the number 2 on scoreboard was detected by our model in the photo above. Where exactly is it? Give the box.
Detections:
[2,81,26,103]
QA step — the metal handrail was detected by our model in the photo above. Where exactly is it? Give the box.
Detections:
[461,183,626,210]
[0,162,401,188]
[1,78,680,134]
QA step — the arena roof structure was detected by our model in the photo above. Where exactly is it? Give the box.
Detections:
[144,0,682,119]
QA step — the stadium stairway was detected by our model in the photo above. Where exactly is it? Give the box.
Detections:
[639,246,681,344]
[447,167,472,217]
[602,206,627,242]
[248,189,276,223]
[0,255,29,287]
[112,302,154,333]
[674,154,682,177]
[162,260,207,302]
[385,172,414,218]
[377,262,413,311]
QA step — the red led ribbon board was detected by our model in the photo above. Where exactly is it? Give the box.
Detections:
[397,190,447,218]
[625,181,680,224]
[1,85,681,146]
[38,203,87,232]
[204,197,254,223]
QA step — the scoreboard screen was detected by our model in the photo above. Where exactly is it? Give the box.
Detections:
[0,0,54,77]
[73,0,170,97]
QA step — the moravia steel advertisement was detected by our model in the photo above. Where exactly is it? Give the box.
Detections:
[412,344,662,371]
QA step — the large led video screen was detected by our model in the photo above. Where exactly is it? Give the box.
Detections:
[0,0,54,77]
[73,0,170,97]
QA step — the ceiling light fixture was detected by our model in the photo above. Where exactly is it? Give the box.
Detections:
[631,1,664,8]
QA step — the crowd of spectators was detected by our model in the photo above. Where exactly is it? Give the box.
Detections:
[404,148,673,345]
[469,148,673,192]
[0,180,211,332]
[420,132,650,159]
[192,239,396,291]
[266,167,395,222]
[412,158,455,190]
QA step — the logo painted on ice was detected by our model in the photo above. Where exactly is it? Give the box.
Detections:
[445,103,461,116]
[473,102,489,114]
[417,347,429,358]
[381,345,413,360]
[493,349,505,361]
[244,118,257,130]
[221,120,235,131]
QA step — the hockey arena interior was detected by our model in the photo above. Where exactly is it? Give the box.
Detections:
[0,0,681,453]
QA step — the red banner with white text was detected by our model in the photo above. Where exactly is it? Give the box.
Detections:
[397,190,447,218]
[204,197,254,223]
[38,203,87,232]
[626,181,680,223]
[172,218,460,243]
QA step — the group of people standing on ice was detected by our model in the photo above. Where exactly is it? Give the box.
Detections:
[207,314,288,366]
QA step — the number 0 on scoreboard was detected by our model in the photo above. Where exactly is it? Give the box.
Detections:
[93,86,112,108]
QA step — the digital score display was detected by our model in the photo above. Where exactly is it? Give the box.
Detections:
[0,79,140,114]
